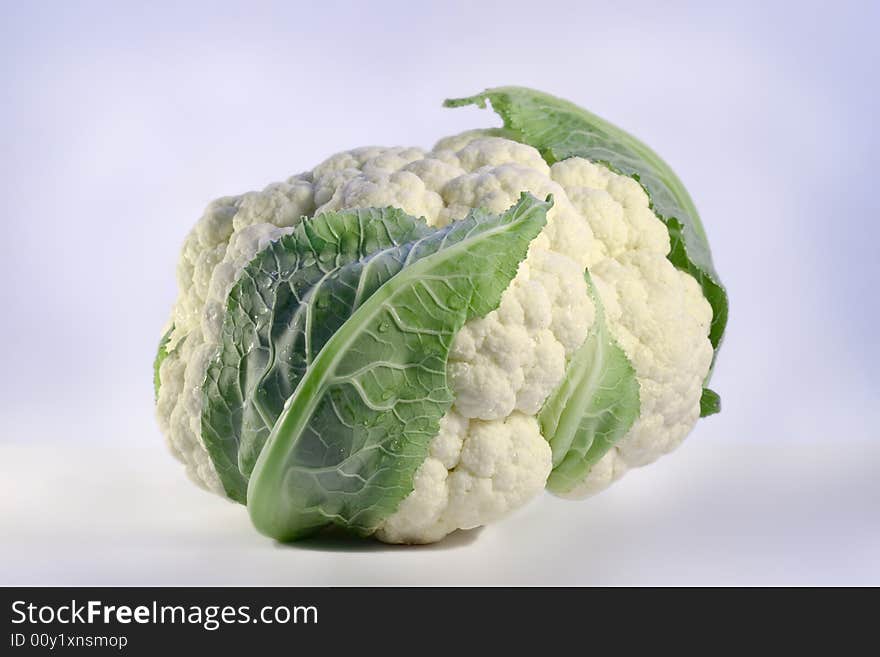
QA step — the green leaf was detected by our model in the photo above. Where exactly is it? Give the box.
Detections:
[700,388,721,417]
[445,86,727,394]
[153,327,173,402]
[538,271,640,495]
[203,194,551,541]
[201,206,433,502]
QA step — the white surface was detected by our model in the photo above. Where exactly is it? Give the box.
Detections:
[2,439,877,586]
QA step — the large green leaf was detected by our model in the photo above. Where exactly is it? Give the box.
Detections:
[200,207,432,502]
[203,194,550,541]
[538,271,640,494]
[445,87,727,414]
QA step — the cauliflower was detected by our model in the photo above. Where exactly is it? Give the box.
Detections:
[155,87,727,544]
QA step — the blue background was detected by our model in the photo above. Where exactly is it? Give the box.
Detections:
[1,0,877,584]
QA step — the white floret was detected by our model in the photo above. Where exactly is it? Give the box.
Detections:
[375,412,552,544]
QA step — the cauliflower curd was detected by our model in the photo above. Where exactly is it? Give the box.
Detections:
[155,87,725,544]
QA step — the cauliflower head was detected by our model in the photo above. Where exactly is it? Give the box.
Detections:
[155,87,726,544]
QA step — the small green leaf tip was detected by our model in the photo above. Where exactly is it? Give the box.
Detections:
[153,327,173,402]
[700,388,721,417]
